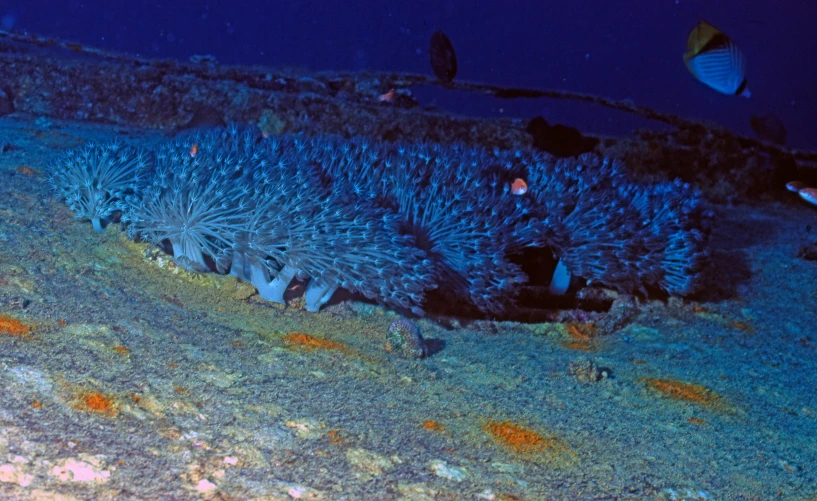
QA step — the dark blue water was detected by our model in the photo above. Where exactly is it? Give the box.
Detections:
[3,0,815,148]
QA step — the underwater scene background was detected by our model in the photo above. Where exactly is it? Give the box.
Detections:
[0,1,815,500]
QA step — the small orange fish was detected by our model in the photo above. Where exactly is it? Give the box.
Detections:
[786,180,805,192]
[378,88,396,102]
[511,178,528,195]
[189,143,198,158]
[799,187,817,206]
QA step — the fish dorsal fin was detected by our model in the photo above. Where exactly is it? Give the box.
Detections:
[685,20,723,60]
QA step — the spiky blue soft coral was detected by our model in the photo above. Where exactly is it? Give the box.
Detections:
[513,152,707,295]
[119,127,436,314]
[50,126,709,316]
[313,138,528,314]
[122,132,249,271]
[253,197,436,314]
[384,143,528,314]
[316,138,708,302]
[228,133,437,314]
[48,141,151,232]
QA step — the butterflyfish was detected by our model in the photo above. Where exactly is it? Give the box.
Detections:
[684,20,750,97]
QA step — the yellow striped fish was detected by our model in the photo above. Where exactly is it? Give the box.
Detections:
[684,20,750,97]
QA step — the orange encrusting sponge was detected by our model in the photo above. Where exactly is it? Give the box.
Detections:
[0,314,32,336]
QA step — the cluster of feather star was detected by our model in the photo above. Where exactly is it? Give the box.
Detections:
[48,125,708,316]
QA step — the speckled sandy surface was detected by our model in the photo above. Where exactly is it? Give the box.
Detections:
[0,116,815,500]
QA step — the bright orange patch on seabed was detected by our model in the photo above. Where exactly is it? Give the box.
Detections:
[562,322,597,351]
[484,421,569,456]
[282,332,347,352]
[111,345,130,355]
[0,314,32,336]
[16,166,37,176]
[74,392,118,417]
[643,378,725,409]
[422,420,446,433]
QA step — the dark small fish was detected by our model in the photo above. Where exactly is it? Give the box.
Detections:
[429,30,457,83]
[525,116,599,158]
[750,114,787,145]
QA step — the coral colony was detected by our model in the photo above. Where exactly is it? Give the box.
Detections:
[48,141,151,234]
[49,125,708,316]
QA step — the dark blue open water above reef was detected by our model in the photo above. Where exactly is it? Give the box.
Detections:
[3,0,816,148]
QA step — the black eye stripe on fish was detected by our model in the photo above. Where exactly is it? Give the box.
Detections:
[698,32,731,53]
